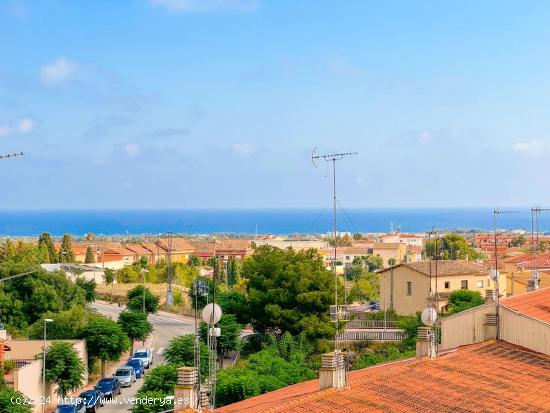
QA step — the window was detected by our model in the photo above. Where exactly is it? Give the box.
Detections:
[461,280,468,289]
[477,280,484,288]
[406,281,412,296]
[444,281,450,289]
[346,256,350,260]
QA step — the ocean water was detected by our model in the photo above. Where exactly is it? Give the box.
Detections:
[0,208,544,237]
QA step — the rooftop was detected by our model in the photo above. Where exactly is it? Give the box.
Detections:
[218,341,550,413]
[501,287,550,325]
[380,260,487,276]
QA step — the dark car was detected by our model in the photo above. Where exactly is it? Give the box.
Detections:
[369,301,380,311]
[79,389,104,412]
[55,402,86,413]
[126,358,145,378]
[95,377,121,399]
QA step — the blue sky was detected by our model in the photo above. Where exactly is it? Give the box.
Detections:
[2,0,550,209]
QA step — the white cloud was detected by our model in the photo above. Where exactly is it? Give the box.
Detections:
[0,118,35,138]
[512,139,550,157]
[232,142,257,157]
[40,57,77,84]
[125,143,140,157]
[150,0,257,13]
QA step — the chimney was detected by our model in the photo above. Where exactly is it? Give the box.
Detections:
[319,351,347,390]
[527,279,538,292]
[173,367,196,412]
[485,289,496,304]
[416,327,431,358]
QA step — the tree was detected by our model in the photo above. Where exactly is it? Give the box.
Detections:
[118,310,153,349]
[187,254,202,267]
[140,364,178,394]
[84,246,95,263]
[509,235,526,247]
[127,286,160,314]
[37,232,58,263]
[226,256,240,287]
[244,246,336,339]
[132,391,173,413]
[200,314,242,358]
[344,265,365,281]
[328,234,352,247]
[28,306,100,340]
[447,290,484,314]
[424,234,481,260]
[76,277,96,302]
[352,233,363,240]
[59,234,75,262]
[164,335,210,378]
[388,258,397,267]
[0,386,33,413]
[42,341,85,397]
[218,290,251,325]
[84,318,130,376]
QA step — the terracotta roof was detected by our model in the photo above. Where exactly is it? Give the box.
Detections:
[156,238,195,252]
[501,287,550,325]
[373,242,402,250]
[380,260,487,276]
[218,341,550,413]
[216,239,251,251]
[191,241,218,253]
[124,244,152,255]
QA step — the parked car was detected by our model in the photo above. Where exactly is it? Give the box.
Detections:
[132,348,153,368]
[79,389,104,412]
[369,301,380,311]
[95,377,121,398]
[56,401,86,413]
[114,366,136,387]
[126,358,145,378]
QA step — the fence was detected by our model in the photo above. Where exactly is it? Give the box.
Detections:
[346,319,399,329]
[338,330,405,342]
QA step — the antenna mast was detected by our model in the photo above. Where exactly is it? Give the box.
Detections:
[311,149,357,351]
[530,206,550,290]
[0,152,25,160]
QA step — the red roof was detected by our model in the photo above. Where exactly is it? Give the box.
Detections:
[218,341,550,413]
[501,287,550,325]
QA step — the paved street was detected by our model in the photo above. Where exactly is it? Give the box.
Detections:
[92,301,195,412]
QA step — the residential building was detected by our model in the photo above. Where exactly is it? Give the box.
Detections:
[378,260,498,315]
[379,233,424,247]
[372,242,408,267]
[155,238,195,263]
[4,339,88,413]
[507,270,550,295]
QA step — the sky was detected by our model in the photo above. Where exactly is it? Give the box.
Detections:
[2,0,550,209]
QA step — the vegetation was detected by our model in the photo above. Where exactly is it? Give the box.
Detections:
[244,246,336,339]
[328,234,353,247]
[37,232,58,263]
[132,391,173,413]
[187,254,202,267]
[75,277,96,302]
[127,285,160,314]
[200,314,242,358]
[164,334,210,378]
[0,386,33,413]
[140,364,179,394]
[118,310,153,348]
[216,332,316,407]
[28,306,100,340]
[84,246,95,263]
[352,255,384,272]
[425,234,482,260]
[352,342,415,370]
[59,234,75,262]
[218,290,251,326]
[42,341,85,397]
[84,317,130,375]
[447,290,484,314]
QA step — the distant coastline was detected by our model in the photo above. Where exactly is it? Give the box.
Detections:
[0,208,545,237]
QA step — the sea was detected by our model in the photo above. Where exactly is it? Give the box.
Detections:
[0,208,545,237]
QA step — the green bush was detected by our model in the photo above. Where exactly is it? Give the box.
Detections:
[447,290,484,314]
[140,364,179,394]
[216,368,261,407]
[132,391,173,413]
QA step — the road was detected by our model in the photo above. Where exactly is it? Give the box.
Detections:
[92,301,195,412]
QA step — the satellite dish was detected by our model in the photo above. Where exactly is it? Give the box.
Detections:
[201,303,222,324]
[488,269,499,281]
[421,306,438,326]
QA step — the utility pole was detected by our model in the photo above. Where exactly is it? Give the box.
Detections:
[311,149,357,351]
[530,206,550,290]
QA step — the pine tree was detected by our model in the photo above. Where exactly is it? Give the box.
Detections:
[84,246,95,263]
[59,234,75,263]
[38,232,58,263]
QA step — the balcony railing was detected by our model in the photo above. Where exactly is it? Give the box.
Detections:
[346,319,399,329]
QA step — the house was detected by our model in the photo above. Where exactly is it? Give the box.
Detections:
[379,233,424,247]
[372,242,408,267]
[4,337,88,413]
[506,270,550,296]
[40,263,105,283]
[378,260,498,315]
[155,238,195,263]
[321,247,371,267]
[190,239,252,265]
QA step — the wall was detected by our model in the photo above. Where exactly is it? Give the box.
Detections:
[499,306,550,356]
[13,360,53,413]
[440,304,495,350]
[379,266,430,315]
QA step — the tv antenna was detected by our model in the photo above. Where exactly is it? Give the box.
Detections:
[530,206,550,291]
[311,148,357,352]
[492,207,517,339]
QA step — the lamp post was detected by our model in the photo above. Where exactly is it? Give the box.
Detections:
[42,318,53,413]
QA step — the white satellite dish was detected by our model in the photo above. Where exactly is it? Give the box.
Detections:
[421,306,438,326]
[201,303,222,324]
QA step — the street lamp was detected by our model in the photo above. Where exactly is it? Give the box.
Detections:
[42,318,53,413]
[142,269,150,314]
